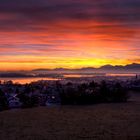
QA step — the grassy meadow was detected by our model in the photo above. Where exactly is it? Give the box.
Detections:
[0,93,140,140]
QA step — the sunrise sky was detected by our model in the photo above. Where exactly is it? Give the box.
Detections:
[0,0,140,70]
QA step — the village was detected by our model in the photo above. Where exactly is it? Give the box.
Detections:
[0,76,140,111]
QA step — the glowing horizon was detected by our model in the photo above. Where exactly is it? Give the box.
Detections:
[0,0,140,70]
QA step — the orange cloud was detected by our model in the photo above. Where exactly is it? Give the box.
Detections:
[0,2,140,70]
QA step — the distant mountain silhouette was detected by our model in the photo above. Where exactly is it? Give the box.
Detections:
[100,65,115,70]
[100,63,140,70]
[125,63,140,69]
[0,63,140,78]
[33,63,140,72]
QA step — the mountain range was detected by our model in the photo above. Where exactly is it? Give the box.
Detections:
[33,63,140,72]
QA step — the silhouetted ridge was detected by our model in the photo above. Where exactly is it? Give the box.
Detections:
[32,63,140,71]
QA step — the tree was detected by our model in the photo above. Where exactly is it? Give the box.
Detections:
[0,89,9,111]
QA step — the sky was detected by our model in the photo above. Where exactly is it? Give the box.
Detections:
[0,0,140,70]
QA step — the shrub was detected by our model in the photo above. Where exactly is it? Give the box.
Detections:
[59,81,129,105]
[0,89,9,111]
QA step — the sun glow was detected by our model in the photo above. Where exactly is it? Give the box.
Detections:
[0,0,140,70]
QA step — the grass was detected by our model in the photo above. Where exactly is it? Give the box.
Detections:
[0,95,140,140]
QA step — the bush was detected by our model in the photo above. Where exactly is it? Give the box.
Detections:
[110,83,129,102]
[59,81,129,105]
[0,89,9,111]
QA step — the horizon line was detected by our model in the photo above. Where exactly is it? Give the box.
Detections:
[0,63,140,72]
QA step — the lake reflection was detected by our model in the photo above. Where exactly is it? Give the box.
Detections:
[106,73,136,77]
[0,73,137,84]
[0,77,59,84]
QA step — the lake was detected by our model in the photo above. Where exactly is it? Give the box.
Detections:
[0,77,59,84]
[0,73,138,84]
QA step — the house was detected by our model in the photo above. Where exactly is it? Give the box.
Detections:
[45,88,61,106]
[8,96,22,108]
[45,94,61,106]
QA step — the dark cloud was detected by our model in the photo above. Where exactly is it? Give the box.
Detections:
[0,0,140,32]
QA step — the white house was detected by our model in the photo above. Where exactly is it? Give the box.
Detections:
[8,96,22,108]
